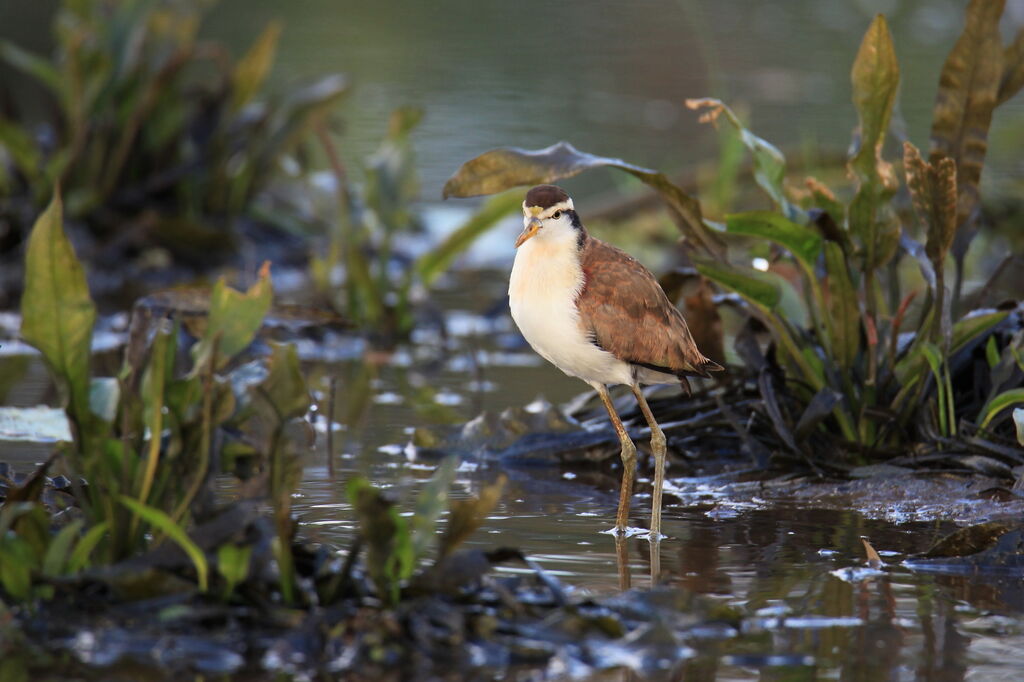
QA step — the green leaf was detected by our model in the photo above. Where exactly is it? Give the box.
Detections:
[231,21,281,111]
[443,142,725,258]
[694,259,780,313]
[66,521,109,573]
[409,456,458,560]
[257,343,310,422]
[42,519,85,577]
[118,496,208,591]
[20,192,96,444]
[0,537,35,600]
[978,388,1024,429]
[0,40,61,94]
[138,324,172,506]
[416,192,521,286]
[1013,408,1024,446]
[897,311,1009,384]
[687,98,792,216]
[848,14,901,272]
[824,242,860,369]
[348,477,414,604]
[725,211,822,276]
[191,262,273,371]
[216,543,252,595]
[0,119,42,184]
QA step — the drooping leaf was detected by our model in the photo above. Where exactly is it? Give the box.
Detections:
[443,142,725,258]
[20,192,97,443]
[848,14,901,272]
[415,192,521,285]
[725,211,822,277]
[410,456,458,560]
[191,261,273,371]
[439,475,506,558]
[118,496,209,591]
[231,21,281,111]
[930,0,1004,246]
[978,388,1024,429]
[687,98,793,217]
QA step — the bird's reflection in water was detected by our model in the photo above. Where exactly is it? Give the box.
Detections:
[614,535,664,590]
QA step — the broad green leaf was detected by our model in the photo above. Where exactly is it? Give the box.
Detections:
[42,519,85,577]
[416,192,521,285]
[118,496,209,591]
[231,21,281,111]
[694,259,780,312]
[726,211,822,276]
[824,242,860,369]
[979,388,1024,429]
[439,475,506,558]
[443,142,725,258]
[410,456,458,560]
[687,98,792,216]
[191,262,273,371]
[216,543,252,594]
[20,193,96,442]
[848,15,900,272]
[0,537,35,600]
[930,0,1004,247]
[67,521,109,573]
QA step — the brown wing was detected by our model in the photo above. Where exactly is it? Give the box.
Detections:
[577,236,723,378]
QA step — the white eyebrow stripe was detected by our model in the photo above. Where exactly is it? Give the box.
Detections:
[522,198,574,218]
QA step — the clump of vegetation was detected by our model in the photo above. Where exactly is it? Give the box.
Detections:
[310,107,520,343]
[0,0,345,301]
[445,1,1024,463]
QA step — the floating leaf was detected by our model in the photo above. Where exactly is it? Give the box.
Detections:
[20,192,96,444]
[118,496,209,591]
[443,142,725,257]
[231,21,281,111]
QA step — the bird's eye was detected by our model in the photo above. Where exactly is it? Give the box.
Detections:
[551,211,562,219]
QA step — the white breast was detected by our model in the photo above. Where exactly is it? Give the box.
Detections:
[509,235,633,387]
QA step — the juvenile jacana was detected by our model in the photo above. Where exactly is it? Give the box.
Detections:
[509,184,722,539]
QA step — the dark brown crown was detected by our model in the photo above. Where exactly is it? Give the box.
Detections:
[524,184,570,209]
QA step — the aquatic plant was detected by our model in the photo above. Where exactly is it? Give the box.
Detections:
[444,1,1024,461]
[0,0,345,282]
[311,108,520,343]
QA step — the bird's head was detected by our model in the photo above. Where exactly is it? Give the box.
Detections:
[516,184,578,248]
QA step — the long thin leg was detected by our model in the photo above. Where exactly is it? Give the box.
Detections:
[631,385,666,540]
[593,383,636,534]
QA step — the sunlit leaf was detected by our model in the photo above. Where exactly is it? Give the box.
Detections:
[191,261,273,371]
[978,388,1024,429]
[118,496,209,591]
[694,259,780,313]
[725,211,822,277]
[416,192,520,285]
[231,21,281,111]
[20,192,96,443]
[443,142,725,257]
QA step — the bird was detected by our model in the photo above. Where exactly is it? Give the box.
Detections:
[508,184,722,540]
